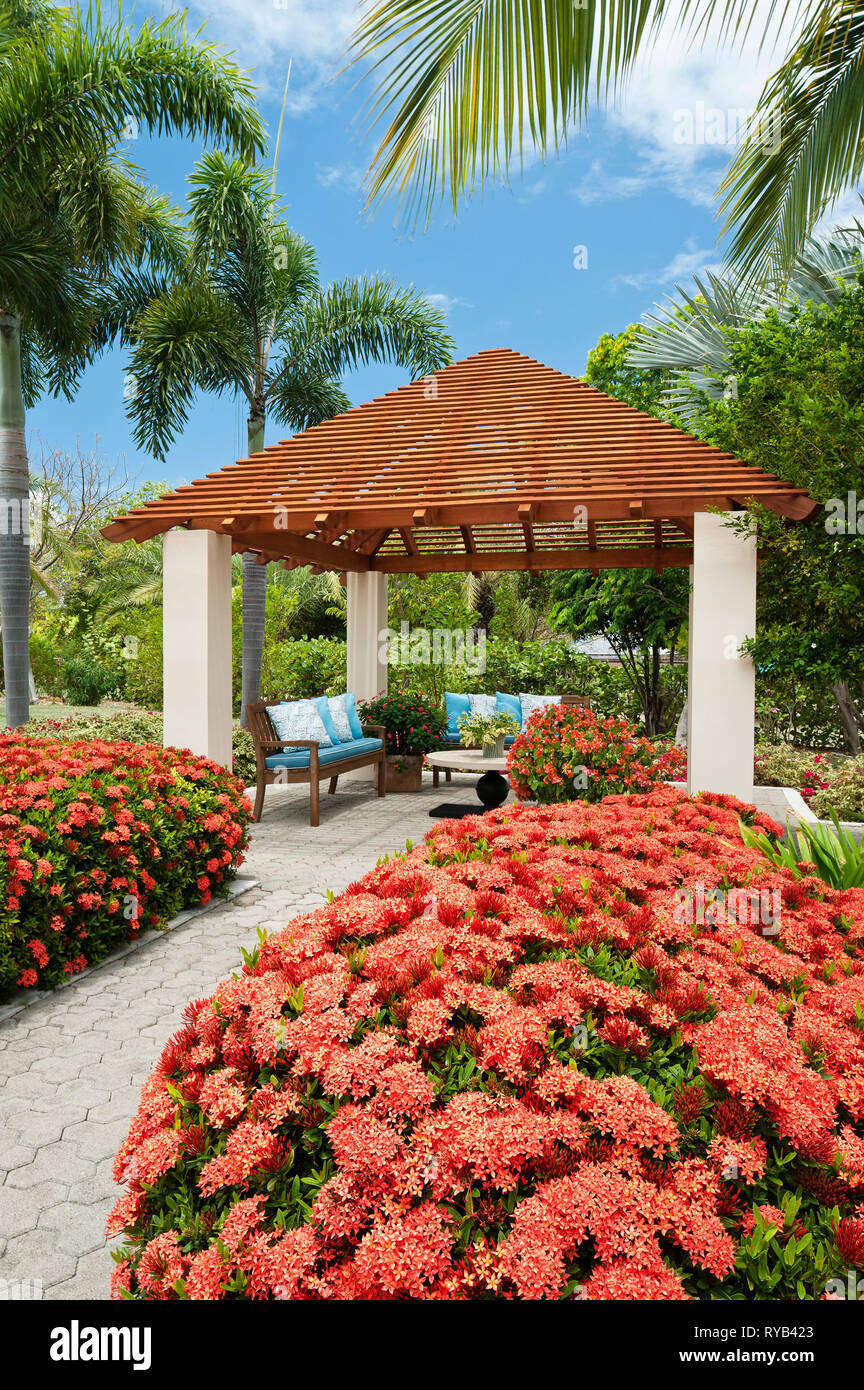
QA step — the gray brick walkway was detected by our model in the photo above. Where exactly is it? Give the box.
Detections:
[0,773,483,1300]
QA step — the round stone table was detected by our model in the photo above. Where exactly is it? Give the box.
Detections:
[426,749,510,819]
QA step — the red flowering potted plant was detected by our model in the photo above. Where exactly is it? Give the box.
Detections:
[507,703,686,804]
[359,691,445,791]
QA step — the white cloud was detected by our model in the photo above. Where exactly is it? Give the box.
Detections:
[612,237,723,291]
[571,3,799,208]
[315,163,365,192]
[423,292,472,314]
[186,0,362,102]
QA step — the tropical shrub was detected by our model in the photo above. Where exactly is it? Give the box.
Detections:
[60,655,117,706]
[812,761,864,824]
[0,738,251,997]
[24,711,257,789]
[507,705,686,804]
[754,744,838,801]
[257,638,346,709]
[359,691,445,756]
[108,788,864,1301]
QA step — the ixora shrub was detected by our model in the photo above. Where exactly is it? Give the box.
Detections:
[110,788,864,1301]
[0,738,251,997]
[507,705,685,805]
[26,712,258,789]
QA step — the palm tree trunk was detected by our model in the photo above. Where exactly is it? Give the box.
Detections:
[240,402,267,727]
[0,313,30,729]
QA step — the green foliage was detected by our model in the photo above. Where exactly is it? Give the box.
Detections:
[359,690,445,755]
[812,759,864,823]
[550,569,689,735]
[739,813,864,890]
[585,324,677,416]
[59,655,116,706]
[259,638,346,706]
[456,709,519,748]
[695,288,864,697]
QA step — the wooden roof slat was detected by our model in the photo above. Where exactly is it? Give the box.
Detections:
[103,348,817,568]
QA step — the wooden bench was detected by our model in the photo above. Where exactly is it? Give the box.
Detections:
[246,700,387,826]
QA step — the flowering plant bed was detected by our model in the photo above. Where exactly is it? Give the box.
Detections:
[110,787,864,1301]
[0,737,251,997]
[359,692,445,756]
[507,704,686,804]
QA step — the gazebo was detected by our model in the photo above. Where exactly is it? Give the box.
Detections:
[103,348,817,801]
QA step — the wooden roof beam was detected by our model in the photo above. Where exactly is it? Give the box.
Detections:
[374,547,693,574]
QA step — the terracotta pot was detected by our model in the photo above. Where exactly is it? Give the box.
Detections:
[384,753,423,792]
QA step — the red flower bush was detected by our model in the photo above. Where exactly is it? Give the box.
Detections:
[507,704,686,804]
[0,737,251,997]
[109,788,864,1301]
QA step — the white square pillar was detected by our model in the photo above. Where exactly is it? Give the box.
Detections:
[687,511,756,802]
[346,571,388,702]
[346,571,388,783]
[163,529,233,768]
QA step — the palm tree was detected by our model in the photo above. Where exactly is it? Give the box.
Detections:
[114,150,455,722]
[627,226,864,419]
[0,1,263,727]
[351,0,864,281]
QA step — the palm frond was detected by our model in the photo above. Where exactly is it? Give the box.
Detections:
[124,279,255,458]
[351,0,816,221]
[272,275,455,389]
[720,0,864,281]
[627,227,864,419]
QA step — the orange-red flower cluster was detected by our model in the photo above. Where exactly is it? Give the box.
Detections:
[110,787,864,1300]
[0,736,250,995]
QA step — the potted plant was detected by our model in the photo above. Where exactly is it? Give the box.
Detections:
[359,691,445,791]
[457,709,521,759]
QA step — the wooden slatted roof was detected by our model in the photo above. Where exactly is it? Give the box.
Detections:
[103,348,817,573]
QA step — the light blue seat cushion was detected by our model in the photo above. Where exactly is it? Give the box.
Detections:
[496,691,523,727]
[444,692,471,740]
[265,736,382,771]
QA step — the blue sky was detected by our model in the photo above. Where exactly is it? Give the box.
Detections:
[32,2,858,494]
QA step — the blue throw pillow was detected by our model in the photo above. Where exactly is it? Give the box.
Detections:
[444,692,471,739]
[344,692,365,740]
[315,696,343,746]
[269,699,332,752]
[496,691,523,728]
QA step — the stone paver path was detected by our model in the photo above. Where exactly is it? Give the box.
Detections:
[0,773,483,1299]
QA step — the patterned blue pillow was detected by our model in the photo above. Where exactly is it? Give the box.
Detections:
[519,693,561,725]
[269,700,332,752]
[325,695,354,743]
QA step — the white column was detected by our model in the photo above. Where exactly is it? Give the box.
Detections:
[163,529,233,768]
[687,511,756,801]
[346,570,388,702]
[346,571,388,782]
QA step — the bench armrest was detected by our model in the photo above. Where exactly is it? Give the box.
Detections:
[361,722,386,742]
[256,738,322,752]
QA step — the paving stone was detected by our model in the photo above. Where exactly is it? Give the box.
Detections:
[0,1138,37,1173]
[38,1198,113,1256]
[0,1181,67,1238]
[0,1228,79,1287]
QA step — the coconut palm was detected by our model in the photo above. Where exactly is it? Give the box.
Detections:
[627,226,864,418]
[352,0,864,281]
[0,1,263,727]
[113,150,455,722]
